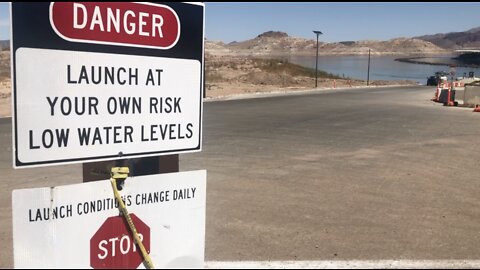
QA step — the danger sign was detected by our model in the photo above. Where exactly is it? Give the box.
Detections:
[12,170,206,268]
[50,2,180,49]
[11,2,204,168]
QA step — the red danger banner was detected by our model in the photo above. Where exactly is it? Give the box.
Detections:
[50,2,180,49]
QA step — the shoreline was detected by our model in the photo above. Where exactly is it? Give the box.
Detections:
[204,84,422,102]
[395,56,480,68]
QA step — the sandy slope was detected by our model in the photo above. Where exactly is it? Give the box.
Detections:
[0,81,10,118]
[0,51,10,117]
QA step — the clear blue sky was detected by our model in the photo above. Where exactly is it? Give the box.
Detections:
[0,2,8,40]
[1,2,480,42]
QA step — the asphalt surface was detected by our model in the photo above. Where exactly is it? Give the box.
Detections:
[2,85,480,267]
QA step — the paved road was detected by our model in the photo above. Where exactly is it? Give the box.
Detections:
[2,86,480,267]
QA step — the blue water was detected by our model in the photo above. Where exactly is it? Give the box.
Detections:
[287,55,480,84]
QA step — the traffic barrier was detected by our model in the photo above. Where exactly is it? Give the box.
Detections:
[432,83,441,102]
[433,81,470,106]
[461,85,480,107]
[433,81,464,105]
[444,85,455,106]
[437,85,456,106]
[432,82,452,103]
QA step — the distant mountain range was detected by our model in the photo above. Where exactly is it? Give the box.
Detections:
[2,26,480,54]
[0,40,9,51]
[207,31,447,56]
[207,27,480,56]
[415,27,480,50]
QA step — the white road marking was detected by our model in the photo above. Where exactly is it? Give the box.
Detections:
[205,260,480,269]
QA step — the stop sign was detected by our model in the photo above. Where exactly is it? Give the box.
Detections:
[90,214,151,269]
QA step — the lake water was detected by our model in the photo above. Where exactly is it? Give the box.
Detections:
[286,55,480,84]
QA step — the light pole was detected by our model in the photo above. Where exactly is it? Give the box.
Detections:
[313,30,322,88]
[367,48,371,86]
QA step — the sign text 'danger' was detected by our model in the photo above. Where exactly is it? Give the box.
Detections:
[50,2,180,49]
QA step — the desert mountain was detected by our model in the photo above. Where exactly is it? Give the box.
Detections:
[206,31,447,56]
[415,27,480,50]
[0,40,9,51]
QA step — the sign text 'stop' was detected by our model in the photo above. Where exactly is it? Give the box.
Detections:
[50,2,180,49]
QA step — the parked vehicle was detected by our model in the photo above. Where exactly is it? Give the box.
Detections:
[426,71,448,86]
[427,76,438,86]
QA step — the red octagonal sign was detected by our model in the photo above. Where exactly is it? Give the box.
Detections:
[90,214,151,269]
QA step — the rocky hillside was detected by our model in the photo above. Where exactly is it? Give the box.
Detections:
[206,31,448,56]
[415,27,480,49]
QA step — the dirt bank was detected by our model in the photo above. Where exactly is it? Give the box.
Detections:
[204,55,417,99]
